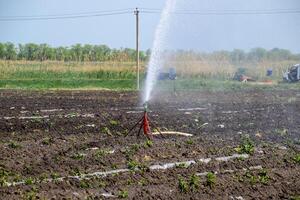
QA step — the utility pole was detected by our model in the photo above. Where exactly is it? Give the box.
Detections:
[134,8,140,90]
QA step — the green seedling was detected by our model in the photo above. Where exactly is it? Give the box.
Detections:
[109,120,119,126]
[70,168,82,177]
[131,144,140,152]
[176,163,189,169]
[50,173,60,180]
[95,150,107,158]
[72,153,85,160]
[101,127,112,136]
[127,160,139,170]
[25,177,34,185]
[127,178,134,185]
[79,180,90,189]
[290,196,300,200]
[41,137,53,145]
[0,177,8,186]
[293,154,300,164]
[258,169,269,185]
[206,172,216,188]
[23,189,38,200]
[111,164,117,169]
[138,178,148,186]
[244,171,257,185]
[189,174,200,191]
[8,141,21,149]
[118,190,128,198]
[186,139,193,145]
[178,177,189,193]
[235,136,255,155]
[38,173,48,183]
[144,140,153,148]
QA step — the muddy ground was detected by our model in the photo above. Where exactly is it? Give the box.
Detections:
[0,89,299,200]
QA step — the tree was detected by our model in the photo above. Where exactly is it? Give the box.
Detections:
[4,42,17,60]
[230,49,245,63]
[0,43,5,59]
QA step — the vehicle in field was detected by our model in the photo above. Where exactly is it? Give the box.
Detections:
[283,64,300,83]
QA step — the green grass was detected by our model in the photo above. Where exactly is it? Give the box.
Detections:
[0,65,299,91]
[156,79,300,91]
[0,79,135,90]
[0,78,299,91]
[6,70,135,80]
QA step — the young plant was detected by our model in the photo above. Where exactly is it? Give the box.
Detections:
[244,171,257,185]
[206,172,216,188]
[290,196,300,200]
[130,144,140,152]
[25,177,34,185]
[118,190,129,198]
[38,173,48,183]
[71,153,85,160]
[144,140,153,148]
[79,180,90,189]
[50,172,60,180]
[0,177,8,187]
[138,178,148,186]
[95,150,107,158]
[186,139,193,145]
[293,154,300,164]
[41,137,53,145]
[127,160,140,170]
[101,127,112,136]
[23,189,38,200]
[176,163,188,169]
[109,120,119,126]
[8,141,21,149]
[178,177,189,193]
[189,174,200,191]
[258,169,269,185]
[235,136,255,155]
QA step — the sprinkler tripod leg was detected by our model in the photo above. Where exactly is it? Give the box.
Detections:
[137,121,144,138]
[148,117,165,139]
[126,116,144,137]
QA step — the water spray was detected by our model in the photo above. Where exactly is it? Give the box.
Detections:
[128,0,178,139]
[143,0,177,102]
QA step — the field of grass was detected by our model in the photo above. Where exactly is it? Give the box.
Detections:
[0,60,299,90]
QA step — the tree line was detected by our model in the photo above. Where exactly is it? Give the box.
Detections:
[0,42,299,63]
[0,42,150,62]
[168,48,300,63]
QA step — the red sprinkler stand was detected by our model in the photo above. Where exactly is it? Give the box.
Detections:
[127,102,163,140]
[143,111,151,137]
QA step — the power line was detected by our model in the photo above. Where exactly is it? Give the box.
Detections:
[1,8,300,21]
[0,10,132,21]
[141,8,300,15]
[140,7,300,12]
[0,8,133,18]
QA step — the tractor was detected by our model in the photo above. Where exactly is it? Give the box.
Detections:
[283,64,300,83]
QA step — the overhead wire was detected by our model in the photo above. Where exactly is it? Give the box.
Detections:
[1,7,300,21]
[140,8,300,15]
[0,9,133,21]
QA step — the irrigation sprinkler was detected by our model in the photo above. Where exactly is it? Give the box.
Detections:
[127,102,164,139]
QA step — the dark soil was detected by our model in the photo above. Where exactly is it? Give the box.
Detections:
[0,89,299,199]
